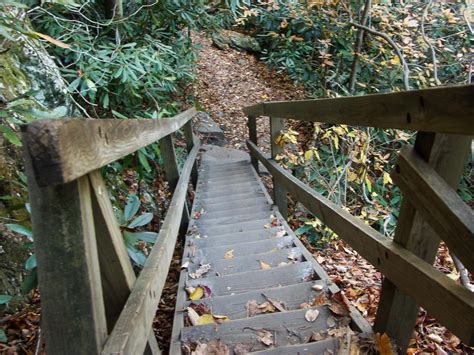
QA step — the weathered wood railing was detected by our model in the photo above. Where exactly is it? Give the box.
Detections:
[22,107,200,355]
[243,84,474,352]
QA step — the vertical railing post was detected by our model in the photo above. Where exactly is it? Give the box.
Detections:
[23,138,108,355]
[270,116,288,219]
[160,134,190,234]
[247,115,259,173]
[183,119,198,189]
[374,132,471,351]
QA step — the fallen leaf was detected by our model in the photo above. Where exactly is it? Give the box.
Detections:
[258,301,275,313]
[234,343,254,354]
[376,333,394,355]
[329,303,347,316]
[312,284,324,291]
[203,340,230,355]
[313,293,328,306]
[197,314,214,325]
[311,331,326,342]
[181,261,190,269]
[224,249,234,259]
[264,223,270,229]
[272,230,286,238]
[187,307,200,326]
[257,330,274,346]
[326,316,336,328]
[213,314,230,324]
[263,296,286,312]
[189,287,204,301]
[299,302,311,309]
[246,300,259,317]
[259,261,271,270]
[30,31,70,48]
[189,263,211,279]
[305,309,320,322]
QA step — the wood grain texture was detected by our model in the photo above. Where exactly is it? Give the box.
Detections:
[24,139,107,355]
[270,117,288,219]
[374,133,472,350]
[247,139,474,345]
[22,107,197,186]
[248,115,259,172]
[393,146,474,272]
[89,170,136,330]
[243,85,474,134]
[102,141,200,355]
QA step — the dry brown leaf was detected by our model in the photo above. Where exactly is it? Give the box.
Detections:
[313,293,328,306]
[329,303,348,316]
[376,333,394,355]
[258,301,275,313]
[31,31,70,48]
[234,343,254,354]
[305,308,320,322]
[187,307,200,326]
[312,283,324,291]
[257,330,274,346]
[259,261,271,269]
[326,315,336,328]
[189,263,211,279]
[246,300,259,317]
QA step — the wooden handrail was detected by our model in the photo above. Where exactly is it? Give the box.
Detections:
[243,85,474,135]
[102,141,200,354]
[247,139,474,345]
[23,107,200,355]
[392,146,474,272]
[22,107,197,186]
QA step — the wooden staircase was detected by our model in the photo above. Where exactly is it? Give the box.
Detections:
[170,146,371,354]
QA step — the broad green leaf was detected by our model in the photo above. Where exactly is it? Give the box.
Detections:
[6,224,33,239]
[21,269,38,294]
[0,126,21,146]
[128,212,153,228]
[0,295,12,305]
[25,254,37,270]
[0,329,7,343]
[138,150,151,173]
[127,231,158,244]
[124,195,140,222]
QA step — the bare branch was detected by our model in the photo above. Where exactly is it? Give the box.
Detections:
[348,0,372,94]
[421,0,441,85]
[349,21,411,90]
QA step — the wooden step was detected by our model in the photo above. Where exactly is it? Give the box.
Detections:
[188,247,303,276]
[192,211,272,227]
[188,227,284,248]
[186,261,316,296]
[195,218,274,235]
[250,338,339,354]
[198,171,255,183]
[180,306,338,352]
[184,281,327,320]
[190,235,295,262]
[198,174,258,186]
[200,205,272,220]
[195,198,271,213]
[197,191,267,205]
[197,181,260,195]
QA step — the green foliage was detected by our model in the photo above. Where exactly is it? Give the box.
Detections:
[118,194,158,267]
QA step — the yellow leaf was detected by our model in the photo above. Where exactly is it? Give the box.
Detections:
[260,261,271,269]
[332,135,339,150]
[224,249,234,259]
[383,172,393,185]
[332,126,345,135]
[197,314,214,325]
[280,19,288,28]
[213,314,230,323]
[347,170,358,182]
[365,176,372,192]
[304,150,313,161]
[30,31,70,49]
[189,287,204,301]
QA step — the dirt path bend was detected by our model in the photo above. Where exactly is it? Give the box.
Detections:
[192,33,304,150]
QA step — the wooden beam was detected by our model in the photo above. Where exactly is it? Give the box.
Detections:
[89,171,161,354]
[270,117,288,219]
[102,142,200,355]
[247,115,259,172]
[243,103,264,117]
[374,133,471,351]
[393,146,474,272]
[182,120,198,189]
[160,134,180,190]
[22,107,197,186]
[89,170,136,329]
[24,139,108,355]
[243,85,474,134]
[247,140,474,345]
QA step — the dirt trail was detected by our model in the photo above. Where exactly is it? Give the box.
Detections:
[192,33,304,150]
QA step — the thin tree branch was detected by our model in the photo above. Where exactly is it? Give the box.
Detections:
[452,255,474,292]
[348,0,372,94]
[421,0,441,85]
[349,21,411,90]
